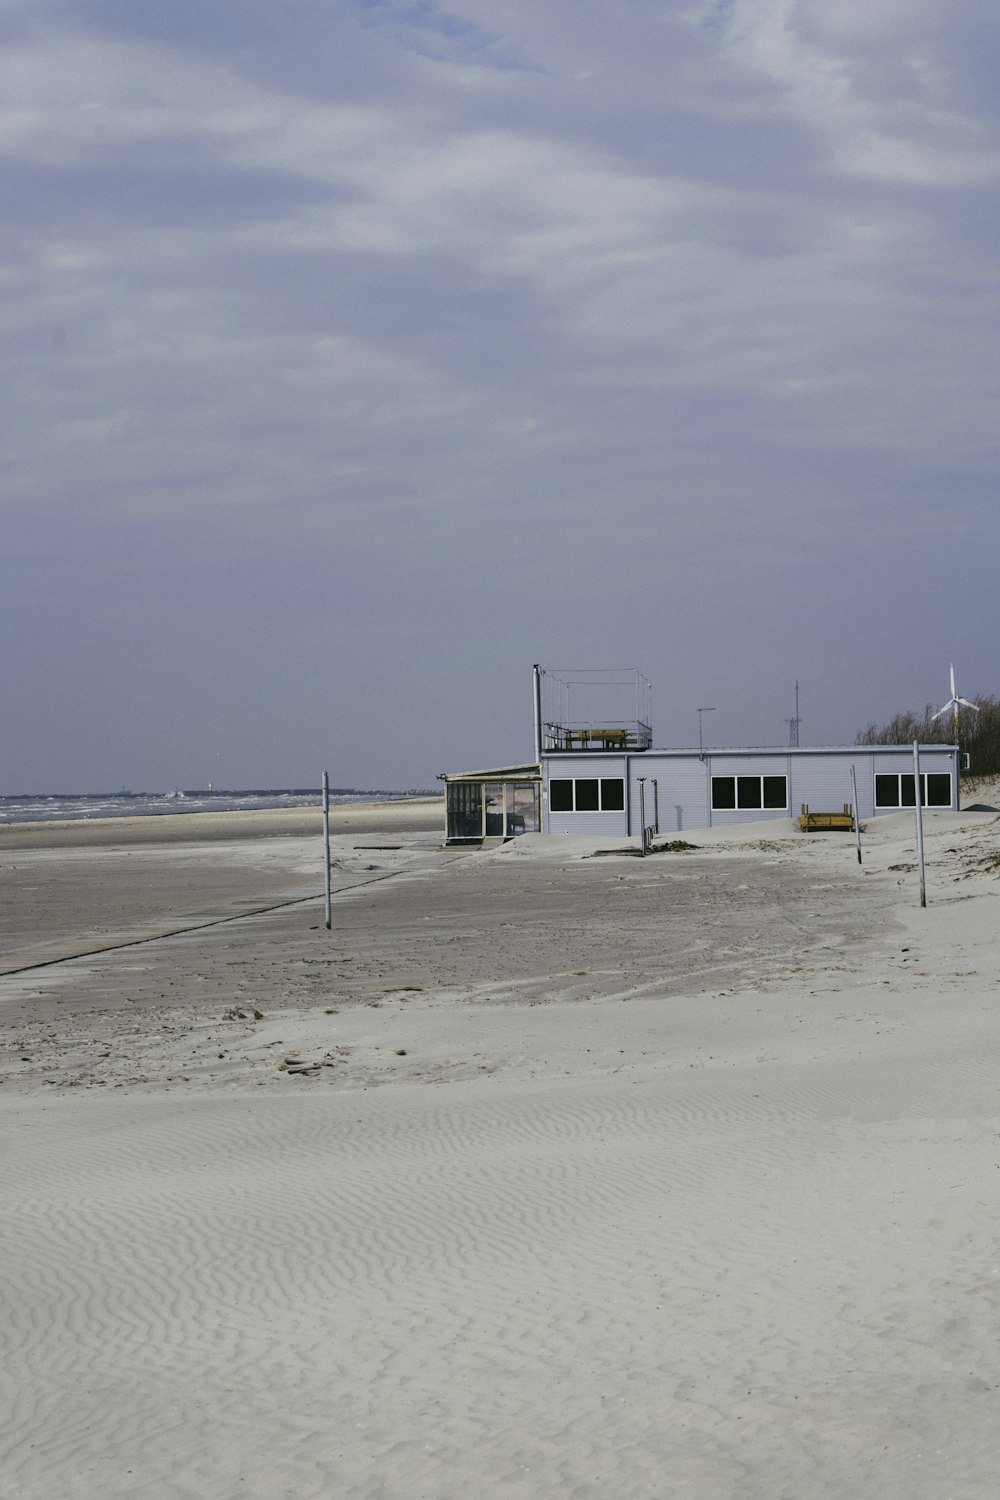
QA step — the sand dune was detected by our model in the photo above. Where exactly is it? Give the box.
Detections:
[3,806,1000,1496]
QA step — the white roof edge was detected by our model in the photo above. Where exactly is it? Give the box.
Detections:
[544,744,958,757]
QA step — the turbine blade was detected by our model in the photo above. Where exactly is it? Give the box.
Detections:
[950,664,956,696]
[956,697,979,711]
[931,703,951,720]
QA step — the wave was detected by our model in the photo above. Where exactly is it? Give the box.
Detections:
[0,789,434,825]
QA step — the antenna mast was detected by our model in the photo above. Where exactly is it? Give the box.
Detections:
[785,679,801,747]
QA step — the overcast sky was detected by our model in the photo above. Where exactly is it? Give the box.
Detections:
[5,0,999,792]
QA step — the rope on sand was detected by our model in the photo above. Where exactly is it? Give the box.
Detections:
[0,856,470,979]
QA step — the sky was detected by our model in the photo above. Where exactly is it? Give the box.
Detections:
[4,0,1000,792]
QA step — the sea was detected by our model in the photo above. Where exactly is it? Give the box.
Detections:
[0,789,436,826]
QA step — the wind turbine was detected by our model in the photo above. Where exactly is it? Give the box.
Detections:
[931,664,978,740]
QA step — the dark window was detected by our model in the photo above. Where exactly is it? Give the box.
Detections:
[900,774,917,807]
[600,778,625,810]
[550,779,573,812]
[712,777,736,809]
[763,776,787,809]
[926,773,951,807]
[574,779,600,812]
[874,775,897,808]
[737,776,762,809]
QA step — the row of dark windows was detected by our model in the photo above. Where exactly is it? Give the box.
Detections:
[549,778,625,813]
[874,773,951,808]
[550,772,953,814]
[711,776,787,810]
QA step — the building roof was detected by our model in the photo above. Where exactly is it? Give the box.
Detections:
[440,763,541,782]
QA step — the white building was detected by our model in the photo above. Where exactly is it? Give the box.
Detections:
[442,666,960,843]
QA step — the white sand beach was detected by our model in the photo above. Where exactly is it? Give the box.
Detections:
[3,793,1000,1497]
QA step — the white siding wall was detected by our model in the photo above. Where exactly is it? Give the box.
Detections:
[543,756,629,837]
[788,754,856,820]
[789,750,954,819]
[541,748,959,834]
[656,763,709,834]
[548,812,629,837]
[791,752,881,818]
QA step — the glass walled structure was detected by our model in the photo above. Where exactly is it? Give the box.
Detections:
[441,765,542,843]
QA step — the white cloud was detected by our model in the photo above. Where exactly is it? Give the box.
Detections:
[2,7,995,507]
[716,0,1000,185]
[0,10,995,477]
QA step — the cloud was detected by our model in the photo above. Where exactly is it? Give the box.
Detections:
[2,2,1000,785]
[3,9,997,465]
[350,0,510,65]
[715,0,1000,185]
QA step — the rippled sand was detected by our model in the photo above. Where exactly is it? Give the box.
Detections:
[3,804,1000,1497]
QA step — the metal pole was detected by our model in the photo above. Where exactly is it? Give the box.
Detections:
[850,764,862,865]
[652,778,659,835]
[322,770,332,930]
[532,664,543,762]
[913,741,927,907]
[638,778,647,855]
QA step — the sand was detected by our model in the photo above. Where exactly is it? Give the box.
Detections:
[3,794,1000,1497]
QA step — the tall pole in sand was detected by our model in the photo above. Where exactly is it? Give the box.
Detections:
[322,771,332,930]
[638,778,647,855]
[850,764,862,865]
[912,741,927,907]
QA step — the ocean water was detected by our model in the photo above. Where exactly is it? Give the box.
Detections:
[0,789,430,825]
